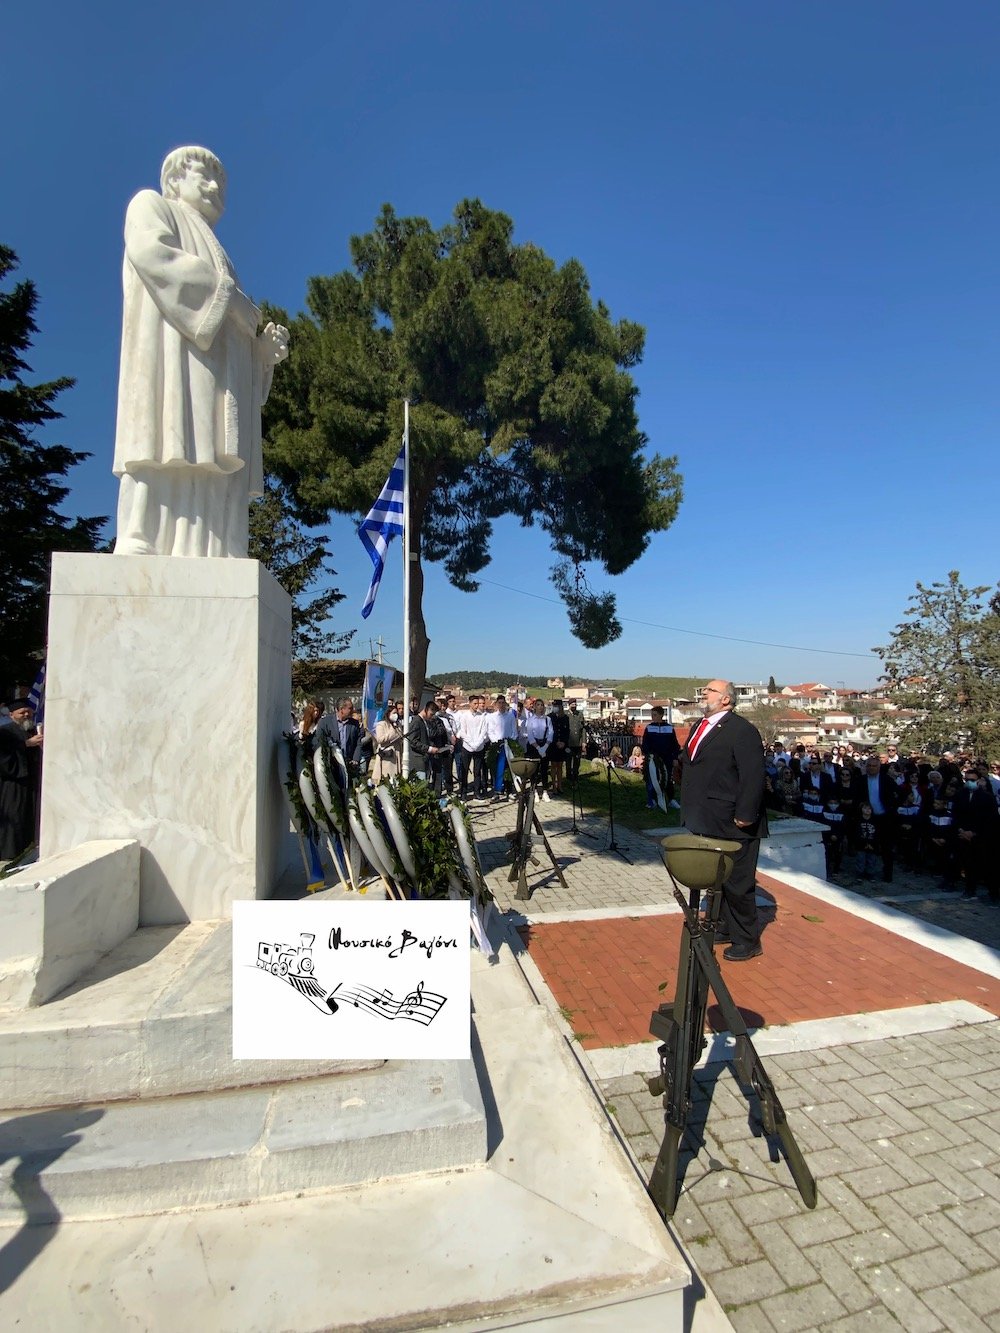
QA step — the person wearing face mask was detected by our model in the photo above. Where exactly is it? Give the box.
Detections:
[1,699,42,865]
[954,767,1000,901]
[368,700,404,785]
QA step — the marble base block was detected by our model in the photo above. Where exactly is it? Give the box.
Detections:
[0,840,139,1010]
[40,554,292,925]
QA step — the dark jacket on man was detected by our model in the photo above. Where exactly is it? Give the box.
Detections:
[678,709,767,952]
[680,712,768,843]
[315,714,363,770]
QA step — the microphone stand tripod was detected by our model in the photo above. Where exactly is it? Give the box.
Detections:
[600,761,633,865]
[567,764,599,841]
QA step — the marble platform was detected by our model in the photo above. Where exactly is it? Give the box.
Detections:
[0,923,692,1330]
[0,920,382,1109]
[39,553,292,925]
[0,1061,486,1222]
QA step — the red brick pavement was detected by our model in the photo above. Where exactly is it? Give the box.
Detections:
[519,872,1000,1050]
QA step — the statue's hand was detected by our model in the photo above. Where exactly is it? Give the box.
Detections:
[259,321,290,365]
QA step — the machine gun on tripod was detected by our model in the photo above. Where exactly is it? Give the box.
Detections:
[647,834,817,1218]
[505,756,568,901]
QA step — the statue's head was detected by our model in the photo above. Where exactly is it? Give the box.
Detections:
[160,146,226,224]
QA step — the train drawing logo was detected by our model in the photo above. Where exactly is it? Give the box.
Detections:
[255,932,446,1025]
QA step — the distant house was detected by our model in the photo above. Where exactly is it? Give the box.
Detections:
[624,697,675,723]
[734,682,771,705]
[780,683,839,710]
[562,687,620,720]
[771,708,819,745]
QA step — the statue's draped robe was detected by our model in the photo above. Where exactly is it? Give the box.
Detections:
[113,191,272,557]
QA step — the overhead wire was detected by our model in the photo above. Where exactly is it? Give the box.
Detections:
[475,578,878,660]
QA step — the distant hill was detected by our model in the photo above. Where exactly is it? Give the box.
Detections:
[603,676,705,699]
[435,670,552,691]
[436,670,705,698]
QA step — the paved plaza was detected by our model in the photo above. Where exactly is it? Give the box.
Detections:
[472,793,1000,1332]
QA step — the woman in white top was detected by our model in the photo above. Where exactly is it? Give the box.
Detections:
[520,698,553,789]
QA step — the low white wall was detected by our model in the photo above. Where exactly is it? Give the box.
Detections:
[758,816,827,879]
[659,817,828,881]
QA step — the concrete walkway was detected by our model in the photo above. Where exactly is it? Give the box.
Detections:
[473,793,1000,1332]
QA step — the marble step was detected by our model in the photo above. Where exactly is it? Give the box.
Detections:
[0,921,383,1110]
[0,1058,486,1222]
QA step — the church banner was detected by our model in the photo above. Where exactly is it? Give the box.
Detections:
[363,661,394,732]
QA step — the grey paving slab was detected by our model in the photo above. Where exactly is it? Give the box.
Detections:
[473,799,671,914]
[599,1021,1000,1333]
[827,862,1000,952]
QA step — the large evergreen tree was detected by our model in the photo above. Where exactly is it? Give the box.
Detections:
[0,246,105,693]
[248,476,353,664]
[874,571,1000,755]
[262,200,682,689]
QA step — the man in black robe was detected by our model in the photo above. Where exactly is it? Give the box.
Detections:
[1,700,41,865]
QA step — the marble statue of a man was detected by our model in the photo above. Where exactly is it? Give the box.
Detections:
[112,146,289,558]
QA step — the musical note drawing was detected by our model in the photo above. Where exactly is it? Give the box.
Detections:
[338,981,446,1026]
[253,939,447,1026]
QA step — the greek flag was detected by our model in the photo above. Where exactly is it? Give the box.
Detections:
[27,663,46,726]
[358,444,405,619]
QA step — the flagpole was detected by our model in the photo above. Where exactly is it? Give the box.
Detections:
[402,399,411,775]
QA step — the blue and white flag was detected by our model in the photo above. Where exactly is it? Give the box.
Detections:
[358,444,405,619]
[27,663,46,726]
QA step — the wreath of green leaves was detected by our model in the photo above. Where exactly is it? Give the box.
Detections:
[281,732,317,838]
[387,777,464,900]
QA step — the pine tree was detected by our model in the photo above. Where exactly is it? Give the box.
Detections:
[0,246,105,693]
[248,476,353,668]
[262,200,682,690]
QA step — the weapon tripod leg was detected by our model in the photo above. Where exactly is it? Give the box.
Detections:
[508,784,530,884]
[647,884,717,1214]
[648,1124,682,1217]
[514,787,536,900]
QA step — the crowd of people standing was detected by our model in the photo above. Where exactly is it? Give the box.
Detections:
[765,742,1000,901]
[298,692,600,803]
[406,693,588,800]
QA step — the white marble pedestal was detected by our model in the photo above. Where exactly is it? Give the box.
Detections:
[40,553,291,925]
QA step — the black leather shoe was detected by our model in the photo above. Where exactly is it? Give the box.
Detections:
[723,942,763,962]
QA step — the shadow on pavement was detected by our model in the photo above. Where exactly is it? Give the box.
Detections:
[0,1106,104,1294]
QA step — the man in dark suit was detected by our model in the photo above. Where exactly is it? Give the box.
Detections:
[798,758,835,823]
[850,755,898,882]
[677,679,768,961]
[315,697,363,775]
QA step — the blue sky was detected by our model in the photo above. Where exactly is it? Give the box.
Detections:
[7,2,999,688]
